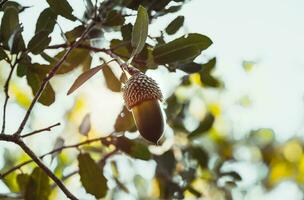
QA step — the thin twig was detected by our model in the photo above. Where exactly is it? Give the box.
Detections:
[1,61,17,134]
[0,135,111,178]
[14,21,96,136]
[21,122,61,138]
[15,139,78,200]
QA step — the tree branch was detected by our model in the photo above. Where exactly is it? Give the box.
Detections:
[14,21,95,136]
[1,61,17,134]
[15,139,78,200]
[0,135,112,178]
[21,122,61,138]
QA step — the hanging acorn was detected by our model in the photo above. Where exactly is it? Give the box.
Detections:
[123,69,164,144]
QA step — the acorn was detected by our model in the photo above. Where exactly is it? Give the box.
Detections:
[123,70,164,144]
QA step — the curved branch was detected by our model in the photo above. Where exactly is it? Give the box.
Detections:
[14,21,96,136]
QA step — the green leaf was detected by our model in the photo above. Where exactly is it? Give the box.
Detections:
[114,106,136,132]
[153,33,212,64]
[78,153,108,198]
[188,113,214,138]
[46,0,76,21]
[116,137,152,160]
[43,48,91,74]
[199,58,220,87]
[131,5,149,56]
[79,113,91,136]
[26,69,55,106]
[165,16,184,35]
[7,23,25,53]
[121,23,132,42]
[102,64,121,92]
[178,62,202,73]
[104,10,125,26]
[27,31,51,55]
[0,6,19,48]
[35,8,57,34]
[16,173,30,193]
[0,1,29,13]
[188,146,209,168]
[65,25,85,43]
[67,65,103,95]
[25,168,51,200]
[0,47,8,61]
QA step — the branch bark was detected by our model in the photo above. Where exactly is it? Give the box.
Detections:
[0,135,112,178]
[1,61,17,134]
[21,122,60,138]
[14,21,95,136]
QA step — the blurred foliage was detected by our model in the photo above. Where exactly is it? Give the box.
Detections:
[0,0,303,200]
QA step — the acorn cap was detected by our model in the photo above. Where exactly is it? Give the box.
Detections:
[123,72,163,110]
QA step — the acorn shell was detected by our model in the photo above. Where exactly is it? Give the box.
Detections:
[123,72,163,110]
[123,72,164,144]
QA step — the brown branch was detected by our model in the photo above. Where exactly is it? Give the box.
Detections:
[0,135,111,178]
[14,21,96,136]
[47,43,147,66]
[15,139,78,200]
[21,122,61,138]
[1,61,17,134]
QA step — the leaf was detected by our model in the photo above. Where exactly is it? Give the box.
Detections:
[79,113,91,136]
[67,65,103,95]
[153,33,212,64]
[35,8,57,34]
[7,23,25,53]
[0,47,8,61]
[116,137,152,160]
[121,23,132,42]
[26,70,55,106]
[199,58,220,87]
[114,106,136,132]
[51,137,65,160]
[45,48,91,74]
[0,1,29,13]
[27,31,51,54]
[46,0,76,21]
[188,113,214,138]
[65,25,85,43]
[165,16,184,35]
[16,173,30,193]
[131,5,149,56]
[104,10,125,26]
[102,64,121,92]
[25,167,51,200]
[78,153,108,198]
[188,146,209,168]
[0,6,19,48]
[178,62,202,73]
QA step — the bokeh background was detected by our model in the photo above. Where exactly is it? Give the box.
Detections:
[1,0,304,199]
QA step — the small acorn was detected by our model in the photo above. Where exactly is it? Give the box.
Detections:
[123,70,164,144]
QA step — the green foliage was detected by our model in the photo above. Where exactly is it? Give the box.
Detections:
[102,64,121,92]
[24,168,51,200]
[114,106,136,132]
[153,33,212,64]
[27,31,51,55]
[115,137,151,160]
[199,58,221,87]
[131,5,149,57]
[35,8,57,34]
[67,64,103,95]
[165,16,184,35]
[46,0,76,21]
[78,153,108,198]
